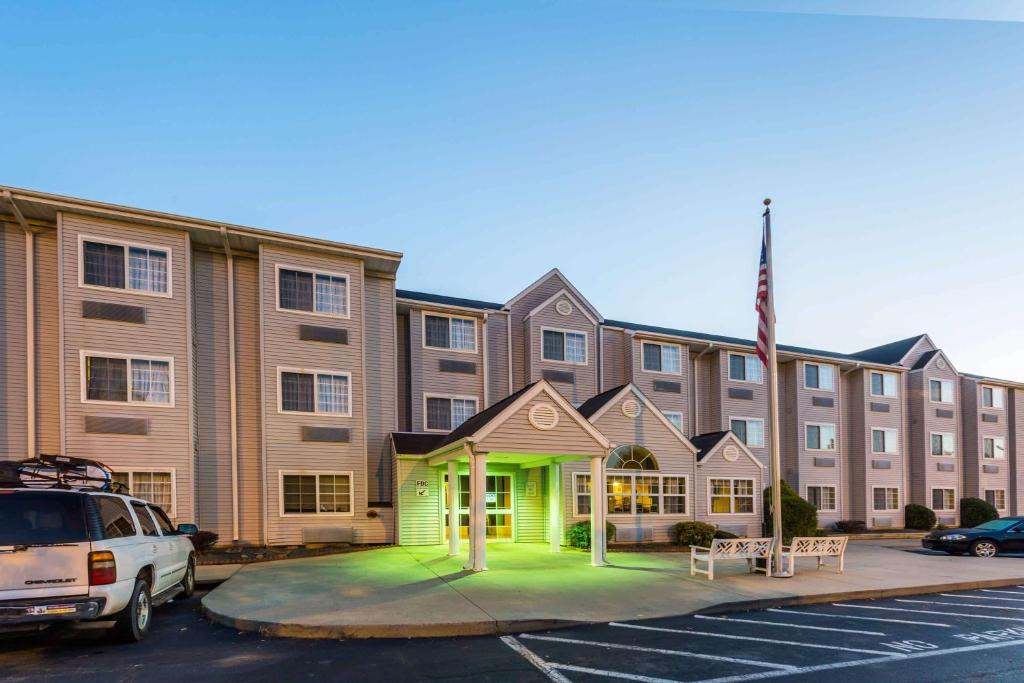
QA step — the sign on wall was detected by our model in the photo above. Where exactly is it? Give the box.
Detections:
[415,479,428,497]
[526,481,538,497]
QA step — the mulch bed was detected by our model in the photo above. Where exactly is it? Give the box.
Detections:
[196,543,392,565]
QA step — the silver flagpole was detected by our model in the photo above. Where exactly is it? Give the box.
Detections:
[763,198,788,577]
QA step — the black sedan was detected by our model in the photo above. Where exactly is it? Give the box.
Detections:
[922,517,1024,557]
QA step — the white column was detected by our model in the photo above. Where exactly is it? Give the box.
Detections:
[590,455,606,566]
[447,460,460,557]
[548,462,561,552]
[471,449,488,571]
[463,455,475,570]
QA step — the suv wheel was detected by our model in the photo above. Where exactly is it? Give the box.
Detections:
[112,578,152,642]
[970,540,999,558]
[181,556,196,598]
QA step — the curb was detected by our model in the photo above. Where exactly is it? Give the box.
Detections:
[201,574,1024,640]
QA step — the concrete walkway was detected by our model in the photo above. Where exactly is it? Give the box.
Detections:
[201,540,1024,638]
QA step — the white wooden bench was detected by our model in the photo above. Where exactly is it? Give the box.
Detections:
[689,538,774,580]
[781,536,848,575]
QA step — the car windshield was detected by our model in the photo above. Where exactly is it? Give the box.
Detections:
[0,491,88,545]
[973,518,1019,531]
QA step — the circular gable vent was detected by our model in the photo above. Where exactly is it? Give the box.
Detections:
[555,300,573,316]
[621,399,641,418]
[722,445,740,462]
[528,403,560,431]
[936,357,947,370]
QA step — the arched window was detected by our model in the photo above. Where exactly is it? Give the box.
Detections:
[607,445,659,471]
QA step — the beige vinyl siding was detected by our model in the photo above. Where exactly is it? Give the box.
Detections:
[396,458,442,545]
[478,399,604,456]
[862,369,904,528]
[234,256,263,542]
[779,361,798,487]
[693,351,719,437]
[192,250,233,539]
[526,294,598,405]
[719,349,769,466]
[260,245,386,544]
[409,307,485,432]
[963,378,1010,507]
[34,229,61,454]
[515,465,548,542]
[0,222,28,459]
[487,311,510,406]
[60,213,194,521]
[601,328,628,390]
[908,358,960,525]
[396,312,410,431]
[794,360,843,525]
[695,450,763,537]
[901,337,936,369]
[844,370,867,521]
[1011,389,1024,515]
[631,337,689,435]
[364,274,397,511]
[509,273,569,391]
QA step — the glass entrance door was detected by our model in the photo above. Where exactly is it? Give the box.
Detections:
[443,473,514,541]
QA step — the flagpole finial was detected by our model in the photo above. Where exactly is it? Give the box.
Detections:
[763,198,771,206]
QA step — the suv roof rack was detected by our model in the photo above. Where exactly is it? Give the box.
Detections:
[0,454,128,494]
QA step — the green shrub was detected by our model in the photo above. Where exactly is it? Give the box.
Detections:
[835,520,866,533]
[190,530,219,553]
[671,521,716,547]
[904,504,936,530]
[763,480,818,544]
[960,497,998,528]
[713,529,739,540]
[566,520,617,549]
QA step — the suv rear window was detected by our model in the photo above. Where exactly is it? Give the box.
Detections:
[95,495,137,539]
[0,491,88,545]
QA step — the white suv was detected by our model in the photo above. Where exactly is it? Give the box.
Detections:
[0,487,197,642]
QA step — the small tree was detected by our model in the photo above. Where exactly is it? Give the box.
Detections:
[960,497,998,528]
[763,480,818,543]
[904,504,936,530]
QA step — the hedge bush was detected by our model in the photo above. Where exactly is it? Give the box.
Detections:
[671,521,716,547]
[566,520,617,549]
[835,520,866,533]
[904,504,936,531]
[190,530,219,553]
[762,480,818,544]
[960,497,998,528]
[713,529,739,540]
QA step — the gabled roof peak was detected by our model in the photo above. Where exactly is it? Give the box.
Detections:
[851,334,931,366]
[504,268,602,321]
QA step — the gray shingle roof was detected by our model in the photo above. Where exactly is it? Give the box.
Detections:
[851,334,928,365]
[576,385,628,418]
[396,289,504,311]
[690,431,732,462]
[910,349,940,371]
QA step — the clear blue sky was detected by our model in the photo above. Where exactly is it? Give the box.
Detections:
[4,2,1023,378]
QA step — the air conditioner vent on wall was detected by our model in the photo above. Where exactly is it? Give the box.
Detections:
[621,399,641,418]
[528,403,560,431]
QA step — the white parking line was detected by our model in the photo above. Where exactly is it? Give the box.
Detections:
[765,607,950,627]
[500,636,571,683]
[549,663,687,683]
[683,638,1024,683]
[518,633,796,670]
[897,599,1024,612]
[694,614,885,636]
[833,603,1024,622]
[941,593,1024,602]
[983,589,1024,596]
[608,622,895,656]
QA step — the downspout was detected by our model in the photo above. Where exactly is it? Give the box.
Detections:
[482,313,489,407]
[598,326,604,392]
[692,344,715,436]
[220,227,240,542]
[5,191,35,458]
[506,313,513,393]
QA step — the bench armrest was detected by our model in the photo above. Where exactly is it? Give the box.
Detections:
[690,545,711,552]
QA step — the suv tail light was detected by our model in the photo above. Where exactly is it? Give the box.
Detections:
[88,551,116,585]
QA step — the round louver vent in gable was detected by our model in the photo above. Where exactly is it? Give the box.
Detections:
[555,300,573,316]
[936,357,947,370]
[722,445,740,462]
[621,399,641,418]
[528,403,560,431]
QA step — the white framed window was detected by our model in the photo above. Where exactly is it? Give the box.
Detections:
[80,351,174,407]
[424,394,478,432]
[871,428,898,455]
[982,386,1005,409]
[929,378,954,404]
[728,353,763,383]
[730,417,765,448]
[279,471,353,516]
[983,436,1006,460]
[806,485,837,512]
[986,489,1007,511]
[111,470,176,517]
[641,341,682,375]
[803,363,834,391]
[79,234,171,297]
[709,478,755,515]
[541,327,587,364]
[663,411,684,432]
[278,368,351,416]
[870,371,898,398]
[805,423,836,451]
[931,488,956,511]
[930,432,955,457]
[276,264,350,318]
[422,312,477,353]
[872,486,899,512]
[573,472,688,517]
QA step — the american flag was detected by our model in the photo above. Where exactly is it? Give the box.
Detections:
[755,209,770,367]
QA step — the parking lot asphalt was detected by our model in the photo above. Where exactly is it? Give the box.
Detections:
[5,586,1024,682]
